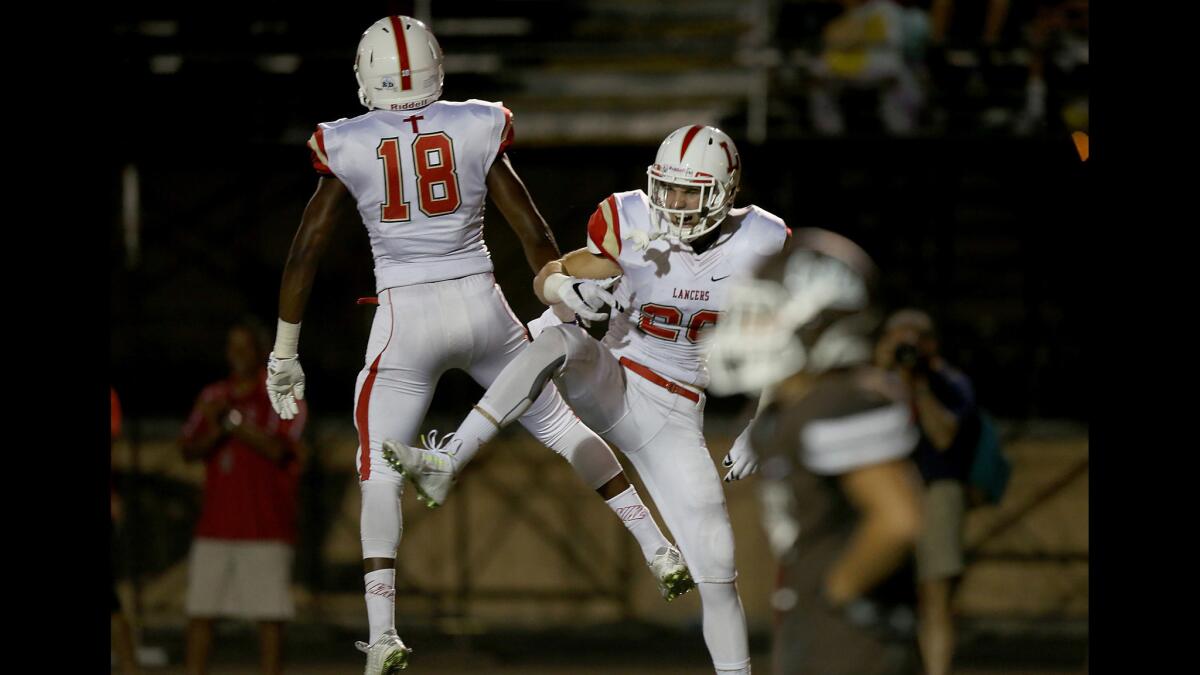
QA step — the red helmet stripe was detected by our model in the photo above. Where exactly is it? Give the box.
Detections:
[679,125,703,161]
[389,16,413,91]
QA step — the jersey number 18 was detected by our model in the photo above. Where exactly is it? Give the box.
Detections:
[376,132,462,222]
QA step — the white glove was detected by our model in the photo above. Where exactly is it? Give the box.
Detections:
[555,276,622,322]
[722,422,760,482]
[266,352,305,420]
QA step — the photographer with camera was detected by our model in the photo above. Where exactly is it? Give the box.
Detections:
[875,309,981,675]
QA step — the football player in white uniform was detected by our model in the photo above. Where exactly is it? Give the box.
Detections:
[263,17,685,674]
[387,125,790,674]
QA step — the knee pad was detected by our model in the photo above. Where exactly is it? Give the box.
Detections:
[549,421,622,490]
[688,509,738,583]
[360,479,403,559]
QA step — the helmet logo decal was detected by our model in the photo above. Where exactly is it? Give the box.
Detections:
[679,125,704,161]
[388,16,413,91]
[720,141,739,173]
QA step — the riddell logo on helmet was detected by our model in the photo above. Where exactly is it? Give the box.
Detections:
[654,164,700,179]
[389,101,428,110]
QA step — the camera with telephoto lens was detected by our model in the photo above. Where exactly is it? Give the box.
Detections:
[893,342,930,374]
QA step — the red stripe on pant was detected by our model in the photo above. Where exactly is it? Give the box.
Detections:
[356,353,384,481]
[357,290,394,481]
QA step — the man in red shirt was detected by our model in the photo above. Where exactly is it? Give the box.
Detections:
[179,319,307,675]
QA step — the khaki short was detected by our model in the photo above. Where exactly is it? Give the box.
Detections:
[185,538,294,621]
[915,480,966,581]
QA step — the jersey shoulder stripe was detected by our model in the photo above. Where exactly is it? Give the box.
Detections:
[586,194,622,262]
[498,105,514,155]
[307,126,332,176]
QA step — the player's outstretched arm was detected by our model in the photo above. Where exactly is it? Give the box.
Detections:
[723,389,777,481]
[268,176,355,419]
[487,153,562,274]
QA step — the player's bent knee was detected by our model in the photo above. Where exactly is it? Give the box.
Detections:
[553,422,622,490]
[690,514,738,583]
[527,324,572,365]
[487,327,573,428]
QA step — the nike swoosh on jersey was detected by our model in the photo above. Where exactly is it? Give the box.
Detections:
[711,275,731,282]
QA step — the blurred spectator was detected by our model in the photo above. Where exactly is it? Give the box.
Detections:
[875,309,981,675]
[111,387,142,675]
[1014,0,1088,135]
[707,229,924,675]
[928,0,1013,48]
[179,318,307,675]
[808,0,927,135]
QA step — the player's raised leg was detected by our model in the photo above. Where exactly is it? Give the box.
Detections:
[385,321,694,600]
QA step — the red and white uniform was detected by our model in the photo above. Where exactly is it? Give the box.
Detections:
[308,102,598,489]
[310,100,513,291]
[587,190,790,389]
[532,193,789,584]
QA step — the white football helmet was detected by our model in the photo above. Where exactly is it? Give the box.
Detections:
[707,229,880,396]
[354,16,444,111]
[646,125,741,242]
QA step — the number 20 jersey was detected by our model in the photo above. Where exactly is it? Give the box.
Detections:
[307,99,514,292]
[586,190,790,390]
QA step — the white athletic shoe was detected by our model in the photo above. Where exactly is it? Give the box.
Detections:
[649,545,695,602]
[382,430,459,508]
[355,629,411,673]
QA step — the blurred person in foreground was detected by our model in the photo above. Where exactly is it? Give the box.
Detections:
[111,387,142,675]
[179,318,307,675]
[875,309,981,675]
[708,229,924,675]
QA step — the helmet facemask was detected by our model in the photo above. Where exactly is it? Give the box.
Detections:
[646,166,734,243]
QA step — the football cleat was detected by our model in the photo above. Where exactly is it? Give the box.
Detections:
[355,629,412,673]
[649,545,696,602]
[382,430,459,508]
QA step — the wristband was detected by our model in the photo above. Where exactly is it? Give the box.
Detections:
[274,319,302,358]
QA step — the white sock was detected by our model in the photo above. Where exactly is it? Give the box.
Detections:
[449,406,502,468]
[364,568,396,644]
[605,485,670,563]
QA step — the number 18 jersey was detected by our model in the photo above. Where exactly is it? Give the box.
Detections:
[308,99,514,292]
